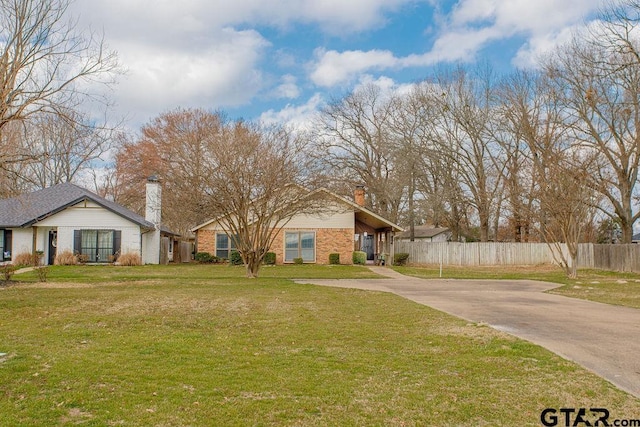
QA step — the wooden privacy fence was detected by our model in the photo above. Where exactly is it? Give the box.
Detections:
[394,241,640,273]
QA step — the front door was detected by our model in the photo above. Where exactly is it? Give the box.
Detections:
[48,230,57,265]
[362,234,374,261]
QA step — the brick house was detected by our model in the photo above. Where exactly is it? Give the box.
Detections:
[191,187,403,265]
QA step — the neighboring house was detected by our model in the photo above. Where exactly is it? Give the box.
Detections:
[0,178,177,265]
[396,226,451,243]
[191,187,404,265]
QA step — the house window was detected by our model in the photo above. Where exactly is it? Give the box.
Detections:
[216,233,238,259]
[74,230,121,263]
[0,229,12,261]
[285,231,315,263]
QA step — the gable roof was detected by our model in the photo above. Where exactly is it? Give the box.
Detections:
[191,187,404,232]
[0,182,155,230]
[397,226,450,239]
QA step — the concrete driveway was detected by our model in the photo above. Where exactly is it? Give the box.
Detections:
[297,267,640,398]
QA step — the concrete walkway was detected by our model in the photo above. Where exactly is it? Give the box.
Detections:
[297,267,640,398]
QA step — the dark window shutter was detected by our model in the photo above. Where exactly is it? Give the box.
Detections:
[4,230,11,261]
[113,230,121,255]
[74,230,82,254]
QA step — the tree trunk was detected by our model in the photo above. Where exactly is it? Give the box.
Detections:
[242,251,262,278]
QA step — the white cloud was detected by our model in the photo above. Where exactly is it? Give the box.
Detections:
[259,93,325,129]
[511,25,578,68]
[93,27,269,125]
[434,0,604,64]
[310,48,399,87]
[307,0,606,88]
[72,0,419,37]
[271,74,301,99]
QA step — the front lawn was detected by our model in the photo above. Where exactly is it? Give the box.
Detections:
[0,264,638,426]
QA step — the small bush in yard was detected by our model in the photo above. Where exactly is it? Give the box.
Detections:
[329,253,340,264]
[352,251,366,265]
[35,266,49,282]
[394,252,410,266]
[230,251,243,265]
[14,252,37,267]
[293,257,304,264]
[195,252,215,263]
[117,253,142,266]
[54,250,77,265]
[263,252,276,265]
[76,253,90,264]
[1,264,17,282]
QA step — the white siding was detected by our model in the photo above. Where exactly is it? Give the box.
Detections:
[11,228,33,258]
[142,230,160,265]
[36,200,136,228]
[54,225,142,256]
[198,205,354,232]
[30,200,145,264]
[282,209,353,229]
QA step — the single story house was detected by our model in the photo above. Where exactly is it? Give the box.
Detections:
[191,187,404,265]
[0,178,176,265]
[396,226,451,243]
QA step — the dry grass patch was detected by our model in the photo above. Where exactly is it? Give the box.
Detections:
[0,280,638,426]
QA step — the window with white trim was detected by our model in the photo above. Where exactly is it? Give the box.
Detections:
[216,233,238,259]
[285,231,315,262]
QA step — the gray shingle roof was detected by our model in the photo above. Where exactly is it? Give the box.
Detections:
[0,182,155,229]
[397,226,450,239]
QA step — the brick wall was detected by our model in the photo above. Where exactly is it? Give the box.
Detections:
[196,230,216,254]
[316,228,354,265]
[269,228,354,265]
[198,227,356,264]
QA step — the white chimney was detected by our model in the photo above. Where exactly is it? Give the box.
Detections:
[145,175,161,228]
[142,175,162,265]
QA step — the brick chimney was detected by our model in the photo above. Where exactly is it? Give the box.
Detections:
[354,185,365,207]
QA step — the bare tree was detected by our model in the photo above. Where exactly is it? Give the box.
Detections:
[545,25,640,243]
[2,113,114,190]
[0,0,118,169]
[201,122,322,278]
[387,89,431,240]
[538,152,598,278]
[494,70,569,242]
[105,109,223,237]
[428,66,505,241]
[314,84,404,222]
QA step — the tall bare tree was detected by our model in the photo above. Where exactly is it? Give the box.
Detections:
[0,0,118,171]
[105,109,223,237]
[201,122,322,278]
[429,66,505,241]
[538,151,598,278]
[494,70,569,242]
[314,84,403,222]
[545,23,640,243]
[2,113,114,190]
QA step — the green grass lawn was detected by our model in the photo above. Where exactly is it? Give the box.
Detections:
[394,264,640,309]
[1,264,638,426]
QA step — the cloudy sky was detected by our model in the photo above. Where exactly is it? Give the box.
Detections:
[70,0,606,130]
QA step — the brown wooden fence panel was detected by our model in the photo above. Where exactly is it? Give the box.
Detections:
[178,242,192,263]
[159,237,170,265]
[394,241,557,266]
[394,241,640,272]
